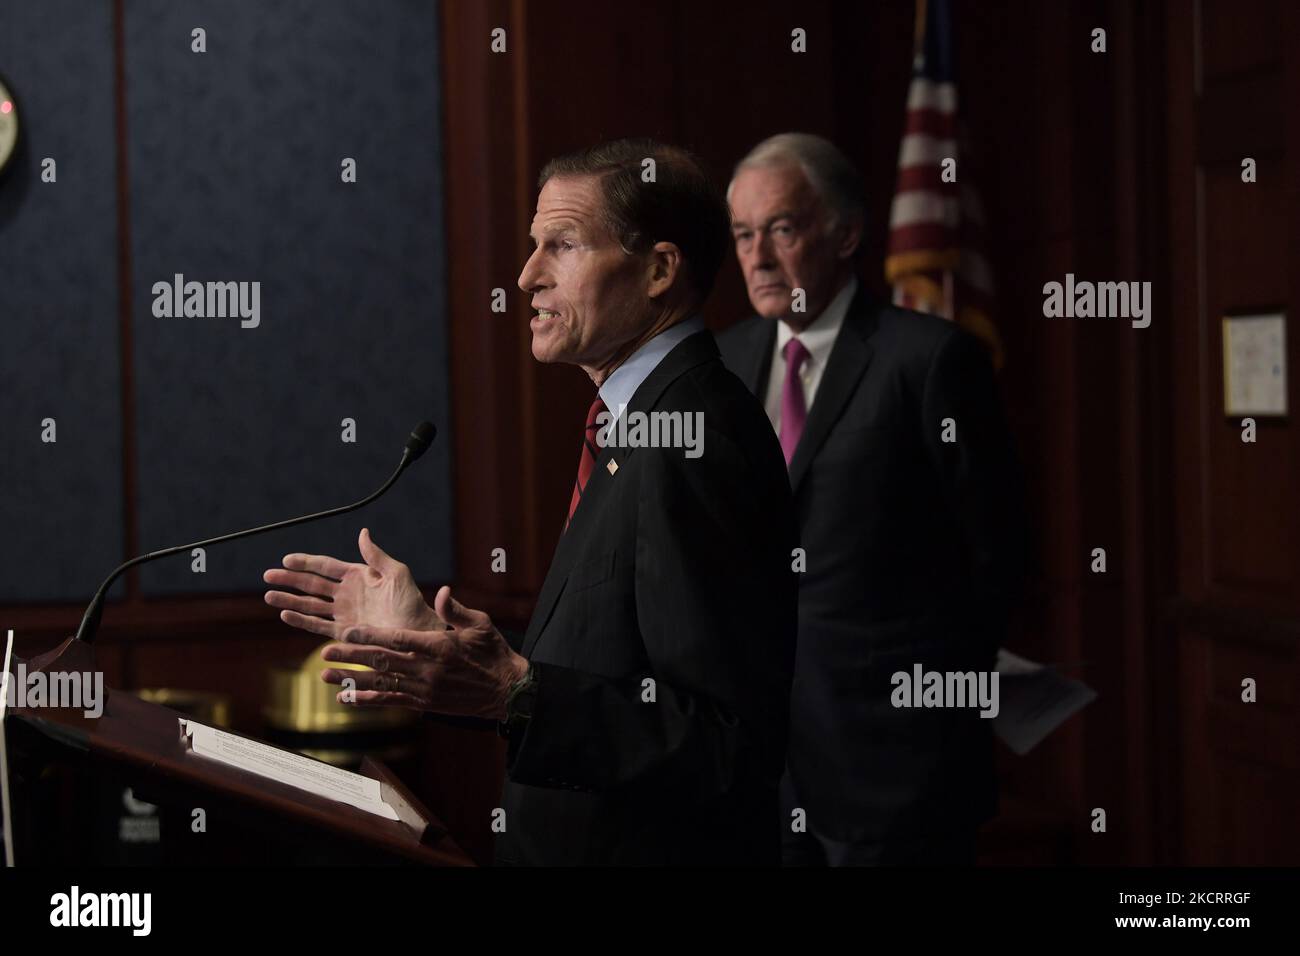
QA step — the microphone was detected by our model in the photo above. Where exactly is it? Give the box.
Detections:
[72,421,438,646]
[404,420,436,463]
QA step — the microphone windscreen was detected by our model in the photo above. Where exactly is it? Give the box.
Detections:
[405,421,437,462]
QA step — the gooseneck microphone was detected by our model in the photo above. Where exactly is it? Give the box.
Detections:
[73,421,438,646]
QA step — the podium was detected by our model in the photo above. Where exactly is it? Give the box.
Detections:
[3,637,474,866]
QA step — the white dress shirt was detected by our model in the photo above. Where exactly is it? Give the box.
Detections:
[763,276,858,433]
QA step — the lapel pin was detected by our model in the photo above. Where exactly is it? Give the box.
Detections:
[606,459,619,476]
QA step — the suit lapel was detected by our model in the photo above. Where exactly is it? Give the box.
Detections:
[521,330,721,657]
[787,287,879,494]
[737,318,777,395]
[521,432,634,656]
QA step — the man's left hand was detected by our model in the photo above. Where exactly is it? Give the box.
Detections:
[319,585,530,721]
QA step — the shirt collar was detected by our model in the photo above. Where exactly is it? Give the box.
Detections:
[599,314,706,419]
[775,276,858,366]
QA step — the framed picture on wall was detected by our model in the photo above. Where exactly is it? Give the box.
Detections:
[1222,312,1287,417]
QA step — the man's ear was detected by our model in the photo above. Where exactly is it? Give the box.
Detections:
[835,218,864,261]
[647,241,684,299]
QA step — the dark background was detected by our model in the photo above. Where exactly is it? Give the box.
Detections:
[1,0,1296,866]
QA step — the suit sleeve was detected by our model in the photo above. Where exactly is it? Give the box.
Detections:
[504,429,796,801]
[920,327,1028,638]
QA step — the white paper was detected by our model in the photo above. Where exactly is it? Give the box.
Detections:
[179,718,398,820]
[993,648,1097,755]
[1224,314,1287,415]
[1,630,15,865]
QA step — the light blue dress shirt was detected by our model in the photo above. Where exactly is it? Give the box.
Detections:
[597,315,706,423]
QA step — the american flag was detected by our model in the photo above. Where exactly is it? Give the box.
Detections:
[885,0,1003,369]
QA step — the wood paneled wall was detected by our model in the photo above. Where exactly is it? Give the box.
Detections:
[1166,0,1299,864]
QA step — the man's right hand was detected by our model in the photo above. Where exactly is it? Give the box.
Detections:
[263,527,441,640]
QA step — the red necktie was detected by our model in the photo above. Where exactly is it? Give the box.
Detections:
[566,395,609,529]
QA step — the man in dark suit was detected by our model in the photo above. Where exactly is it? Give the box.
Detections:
[717,133,1025,865]
[262,139,797,865]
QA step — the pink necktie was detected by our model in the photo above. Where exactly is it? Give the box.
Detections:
[780,338,810,466]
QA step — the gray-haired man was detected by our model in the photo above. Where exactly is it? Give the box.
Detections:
[718,133,1026,865]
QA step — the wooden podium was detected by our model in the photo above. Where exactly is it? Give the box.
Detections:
[4,637,474,866]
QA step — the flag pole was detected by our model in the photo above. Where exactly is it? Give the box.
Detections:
[913,0,928,66]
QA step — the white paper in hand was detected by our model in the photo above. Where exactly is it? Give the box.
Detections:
[993,649,1097,755]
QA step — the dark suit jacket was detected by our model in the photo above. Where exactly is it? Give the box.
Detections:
[717,286,1026,844]
[494,329,798,865]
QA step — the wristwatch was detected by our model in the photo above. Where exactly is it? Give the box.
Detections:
[497,662,538,741]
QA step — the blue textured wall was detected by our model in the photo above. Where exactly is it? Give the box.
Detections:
[0,1,125,603]
[0,0,452,603]
[125,0,452,595]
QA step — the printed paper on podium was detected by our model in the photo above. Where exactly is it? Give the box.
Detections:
[179,718,399,820]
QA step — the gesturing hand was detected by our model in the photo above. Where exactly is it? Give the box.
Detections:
[319,586,530,721]
[263,527,440,640]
